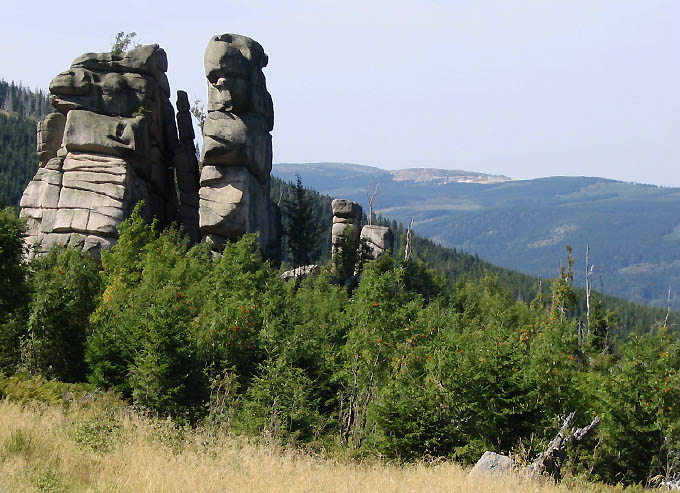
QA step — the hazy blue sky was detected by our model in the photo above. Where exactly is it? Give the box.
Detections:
[2,0,678,186]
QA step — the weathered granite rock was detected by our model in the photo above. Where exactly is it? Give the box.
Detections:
[280,264,320,281]
[199,33,281,260]
[20,44,197,259]
[469,451,515,477]
[174,90,200,243]
[360,225,394,259]
[62,110,149,156]
[332,199,362,220]
[37,113,66,165]
[202,112,272,183]
[331,199,362,258]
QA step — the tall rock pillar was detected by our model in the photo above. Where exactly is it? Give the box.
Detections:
[174,90,201,243]
[199,33,281,260]
[331,199,362,257]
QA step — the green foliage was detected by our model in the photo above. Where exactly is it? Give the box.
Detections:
[70,408,122,453]
[23,246,101,382]
[574,330,680,484]
[588,294,616,353]
[87,204,210,418]
[271,176,676,338]
[0,374,96,404]
[111,31,138,54]
[551,246,577,323]
[0,208,28,372]
[31,466,65,492]
[271,176,333,262]
[190,100,206,134]
[238,357,321,443]
[332,223,371,281]
[283,175,323,269]
[0,79,51,119]
[0,112,37,206]
[339,257,424,447]
[194,233,277,388]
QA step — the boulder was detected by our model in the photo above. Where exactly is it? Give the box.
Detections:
[332,199,362,220]
[468,451,515,477]
[280,264,320,281]
[360,225,394,259]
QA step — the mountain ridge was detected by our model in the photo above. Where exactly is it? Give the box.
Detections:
[272,162,680,307]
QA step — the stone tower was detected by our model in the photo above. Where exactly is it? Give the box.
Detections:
[199,33,281,260]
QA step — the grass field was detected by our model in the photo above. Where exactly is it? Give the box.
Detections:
[0,397,653,492]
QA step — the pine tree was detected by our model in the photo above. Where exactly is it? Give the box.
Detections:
[283,175,322,269]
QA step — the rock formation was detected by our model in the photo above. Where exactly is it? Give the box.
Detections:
[360,225,394,259]
[280,264,320,281]
[19,44,199,258]
[198,33,281,259]
[174,90,201,243]
[331,199,362,257]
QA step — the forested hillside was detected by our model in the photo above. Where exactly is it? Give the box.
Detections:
[274,162,680,308]
[0,80,52,119]
[0,113,36,206]
[272,176,678,339]
[0,80,50,206]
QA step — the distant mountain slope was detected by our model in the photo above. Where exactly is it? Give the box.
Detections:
[0,112,36,206]
[0,80,51,120]
[273,162,680,307]
[0,80,50,206]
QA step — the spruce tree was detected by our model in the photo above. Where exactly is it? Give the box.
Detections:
[283,175,322,269]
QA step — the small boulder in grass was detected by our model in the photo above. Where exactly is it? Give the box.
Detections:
[469,451,515,476]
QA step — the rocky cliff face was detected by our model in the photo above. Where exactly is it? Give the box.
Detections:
[20,44,197,258]
[198,33,281,259]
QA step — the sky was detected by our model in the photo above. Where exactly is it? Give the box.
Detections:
[2,0,678,186]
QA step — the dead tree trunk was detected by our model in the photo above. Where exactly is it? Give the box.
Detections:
[404,217,414,262]
[664,283,672,330]
[530,412,600,481]
[585,245,594,329]
[367,184,379,225]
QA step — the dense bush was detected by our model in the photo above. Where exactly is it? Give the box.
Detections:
[24,245,101,381]
[0,207,28,373]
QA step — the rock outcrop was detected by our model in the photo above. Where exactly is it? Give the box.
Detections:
[331,199,362,257]
[360,225,394,259]
[198,33,281,259]
[280,264,320,281]
[20,44,198,258]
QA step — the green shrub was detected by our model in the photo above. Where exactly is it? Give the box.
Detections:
[23,245,101,382]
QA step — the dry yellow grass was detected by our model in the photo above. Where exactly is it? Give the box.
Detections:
[0,399,645,492]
